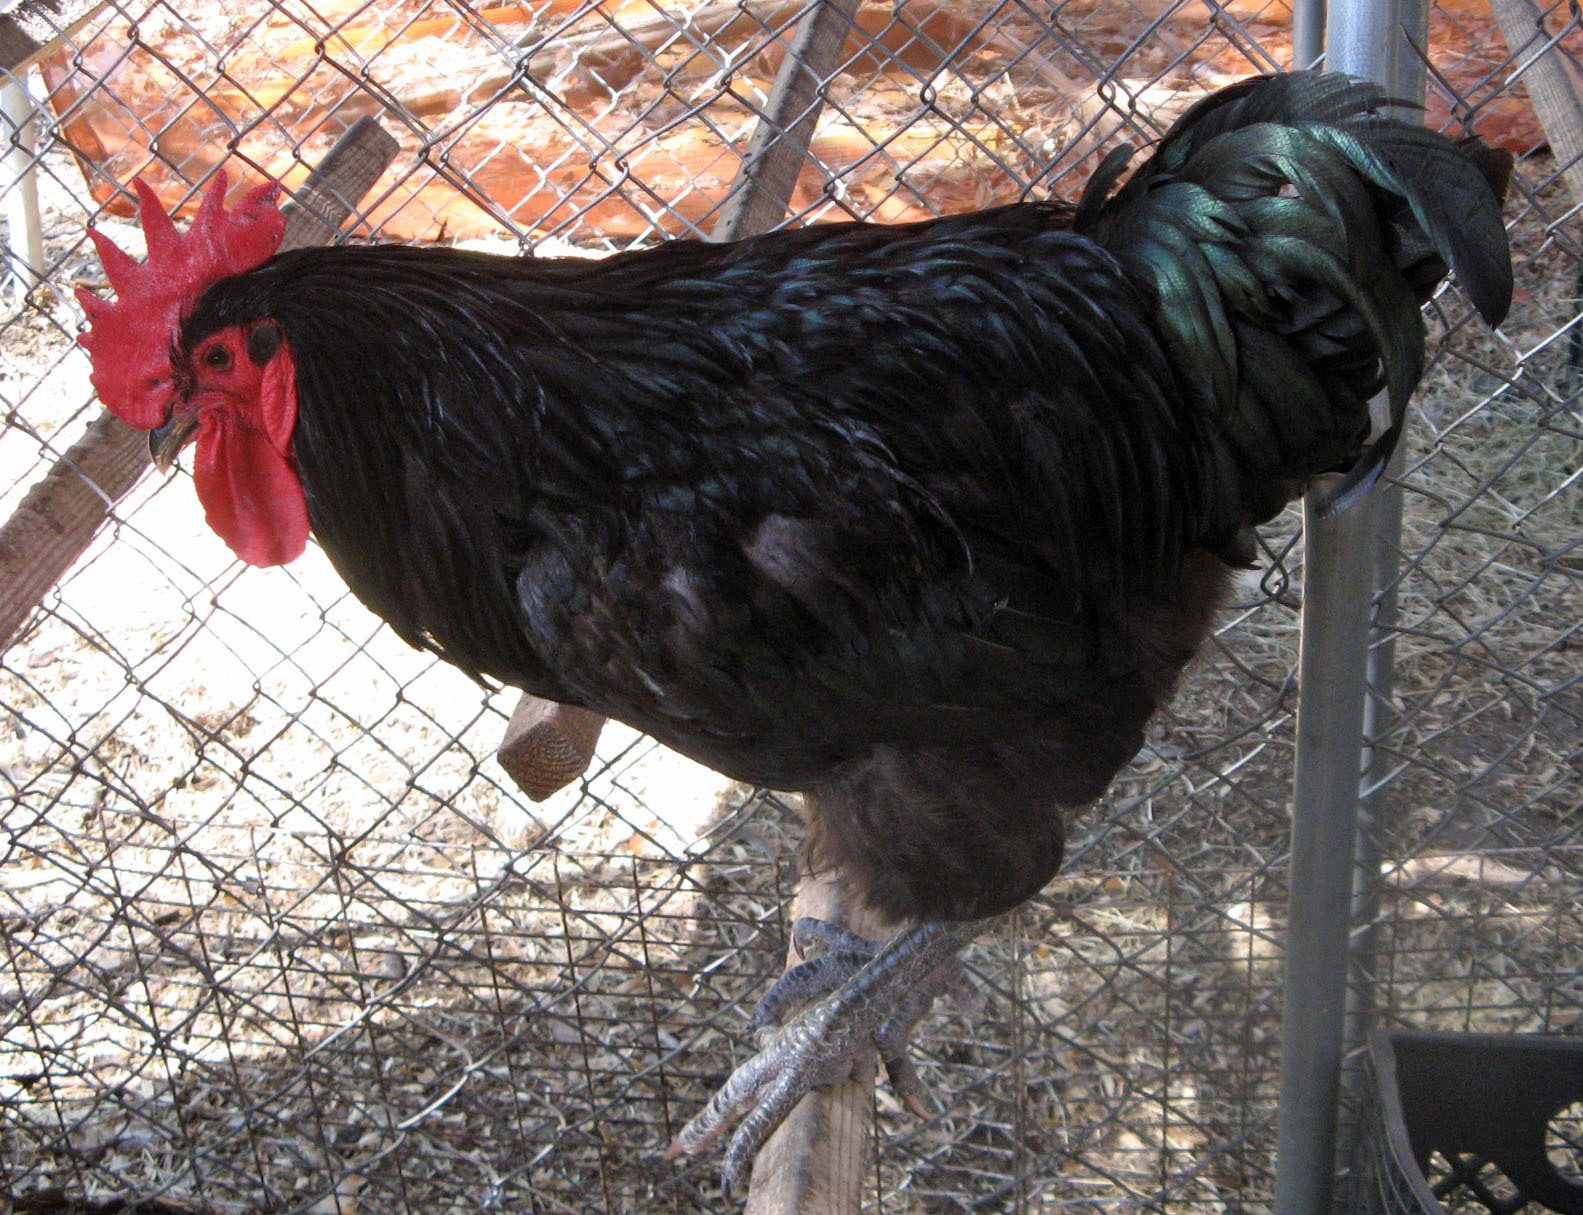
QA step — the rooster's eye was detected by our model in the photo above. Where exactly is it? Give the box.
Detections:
[203,344,233,371]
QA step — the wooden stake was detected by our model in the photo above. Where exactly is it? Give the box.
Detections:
[709,0,863,242]
[718,5,873,1205]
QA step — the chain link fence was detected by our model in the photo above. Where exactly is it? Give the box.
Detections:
[0,0,1577,1211]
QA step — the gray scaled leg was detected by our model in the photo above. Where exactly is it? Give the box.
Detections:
[669,917,984,1200]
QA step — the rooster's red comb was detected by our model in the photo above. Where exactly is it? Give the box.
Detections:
[77,172,286,429]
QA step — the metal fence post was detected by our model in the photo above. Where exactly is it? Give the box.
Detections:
[1274,491,1379,1215]
[1273,0,1431,1206]
[1345,0,1429,1156]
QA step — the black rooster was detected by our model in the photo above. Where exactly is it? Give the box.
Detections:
[80,72,1510,1197]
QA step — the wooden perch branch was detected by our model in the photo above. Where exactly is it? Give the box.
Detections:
[0,115,400,653]
[497,698,607,801]
[496,0,861,806]
[745,869,890,1215]
[497,10,881,1198]
[1383,851,1543,890]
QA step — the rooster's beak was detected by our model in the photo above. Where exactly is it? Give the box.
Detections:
[148,412,200,473]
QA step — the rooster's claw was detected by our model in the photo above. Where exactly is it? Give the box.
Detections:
[669,919,981,1200]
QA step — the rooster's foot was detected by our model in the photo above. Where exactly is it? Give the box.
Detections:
[669,918,981,1201]
[749,917,882,1030]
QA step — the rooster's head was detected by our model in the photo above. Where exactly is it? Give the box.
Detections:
[78,172,307,567]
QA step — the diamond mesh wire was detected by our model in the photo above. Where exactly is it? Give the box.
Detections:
[0,1,1577,1212]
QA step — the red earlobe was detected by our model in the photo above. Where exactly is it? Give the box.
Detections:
[259,342,297,453]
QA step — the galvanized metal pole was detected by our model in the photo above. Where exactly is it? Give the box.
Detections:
[1345,0,1428,1152]
[1341,455,1403,1139]
[1275,491,1379,1215]
[1273,0,1429,1206]
[1326,0,1400,85]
